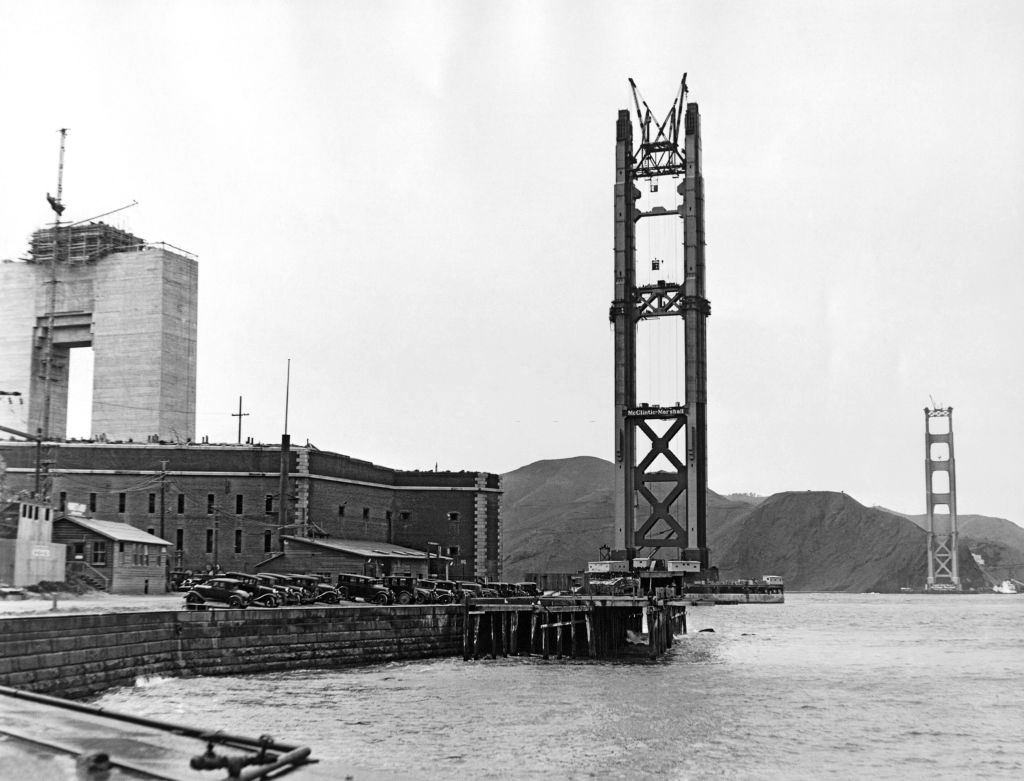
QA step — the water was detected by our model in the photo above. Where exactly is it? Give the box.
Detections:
[96,593,1024,779]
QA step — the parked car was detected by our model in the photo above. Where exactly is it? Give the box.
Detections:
[0,582,27,600]
[286,573,342,604]
[179,572,219,592]
[484,582,528,598]
[336,573,393,604]
[516,582,541,597]
[425,579,460,602]
[251,573,301,604]
[255,573,305,604]
[184,577,252,608]
[223,572,283,607]
[381,575,429,605]
[457,581,500,599]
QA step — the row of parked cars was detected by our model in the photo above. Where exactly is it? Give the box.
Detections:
[180,572,341,608]
[178,571,539,609]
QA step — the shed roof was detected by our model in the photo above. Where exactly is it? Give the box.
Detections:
[59,515,172,546]
[282,536,451,561]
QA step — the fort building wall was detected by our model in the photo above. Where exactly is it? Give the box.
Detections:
[0,443,502,580]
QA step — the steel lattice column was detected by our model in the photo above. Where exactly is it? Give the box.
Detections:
[924,407,961,591]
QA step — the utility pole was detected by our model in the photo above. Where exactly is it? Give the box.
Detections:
[159,459,168,590]
[0,423,44,498]
[278,360,292,542]
[231,396,249,444]
[159,460,168,540]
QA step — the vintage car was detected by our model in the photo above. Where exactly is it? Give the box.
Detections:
[336,573,393,604]
[0,582,27,600]
[223,572,283,607]
[426,579,461,602]
[457,581,500,599]
[484,582,529,598]
[254,573,306,604]
[381,575,424,604]
[381,576,450,604]
[516,582,541,597]
[184,577,252,608]
[286,573,342,604]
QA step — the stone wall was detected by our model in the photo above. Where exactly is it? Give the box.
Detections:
[0,604,462,700]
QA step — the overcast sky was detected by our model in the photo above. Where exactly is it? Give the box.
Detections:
[2,1,1022,524]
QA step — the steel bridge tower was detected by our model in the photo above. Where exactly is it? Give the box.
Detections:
[611,77,709,569]
[924,406,961,591]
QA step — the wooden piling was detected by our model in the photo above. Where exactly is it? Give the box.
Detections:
[473,614,483,660]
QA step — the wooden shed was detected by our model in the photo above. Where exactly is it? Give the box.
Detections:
[52,515,171,594]
[256,536,451,581]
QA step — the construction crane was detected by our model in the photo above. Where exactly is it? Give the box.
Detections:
[40,129,68,440]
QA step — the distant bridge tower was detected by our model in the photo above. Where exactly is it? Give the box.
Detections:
[611,77,709,570]
[924,406,961,591]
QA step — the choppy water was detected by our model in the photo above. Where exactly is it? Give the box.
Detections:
[96,593,1024,779]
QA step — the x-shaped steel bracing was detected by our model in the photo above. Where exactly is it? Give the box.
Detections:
[633,416,688,547]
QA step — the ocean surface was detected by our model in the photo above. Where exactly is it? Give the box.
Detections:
[96,593,1024,779]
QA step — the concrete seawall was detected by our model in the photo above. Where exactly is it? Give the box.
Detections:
[0,604,463,699]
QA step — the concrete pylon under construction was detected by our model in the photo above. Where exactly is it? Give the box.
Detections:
[923,406,961,591]
[610,77,709,569]
[0,224,197,442]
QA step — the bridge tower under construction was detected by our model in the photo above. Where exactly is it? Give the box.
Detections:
[611,77,709,570]
[923,406,961,591]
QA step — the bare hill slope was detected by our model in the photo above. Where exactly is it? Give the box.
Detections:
[501,457,987,591]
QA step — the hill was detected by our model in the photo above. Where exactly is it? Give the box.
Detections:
[885,510,1024,582]
[500,457,988,591]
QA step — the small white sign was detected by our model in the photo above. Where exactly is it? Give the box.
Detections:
[31,546,52,558]
[587,560,629,574]
[67,502,87,514]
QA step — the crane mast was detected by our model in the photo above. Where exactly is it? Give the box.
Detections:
[41,128,68,441]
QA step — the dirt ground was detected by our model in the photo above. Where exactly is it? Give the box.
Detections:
[0,591,186,617]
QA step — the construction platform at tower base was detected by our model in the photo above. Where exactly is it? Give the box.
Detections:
[462,576,784,661]
[462,596,689,660]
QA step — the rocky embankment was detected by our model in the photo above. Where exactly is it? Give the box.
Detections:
[501,456,1006,591]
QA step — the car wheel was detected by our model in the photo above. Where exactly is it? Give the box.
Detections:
[228,596,243,608]
[374,592,390,605]
[437,594,452,605]
[323,593,339,604]
[397,591,413,605]
[185,591,204,604]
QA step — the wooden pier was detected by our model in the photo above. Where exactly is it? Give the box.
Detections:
[462,597,687,660]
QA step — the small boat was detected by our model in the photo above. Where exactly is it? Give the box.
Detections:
[993,580,1019,594]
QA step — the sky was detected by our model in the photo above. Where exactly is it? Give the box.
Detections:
[1,1,1022,524]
